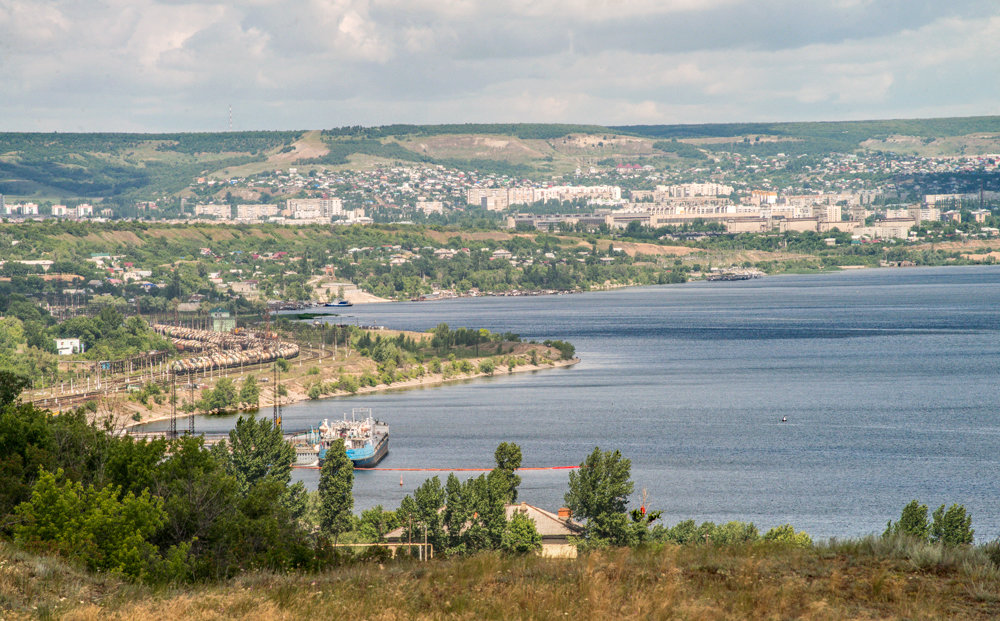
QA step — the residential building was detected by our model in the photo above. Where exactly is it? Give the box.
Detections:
[195,204,232,219]
[286,198,344,219]
[54,338,84,356]
[236,204,279,221]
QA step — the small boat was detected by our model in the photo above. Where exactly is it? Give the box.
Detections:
[324,299,353,307]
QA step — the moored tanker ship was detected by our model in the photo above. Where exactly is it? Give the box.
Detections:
[291,408,389,468]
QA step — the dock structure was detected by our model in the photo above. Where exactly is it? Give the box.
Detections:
[126,428,321,466]
[125,430,232,446]
[705,268,765,281]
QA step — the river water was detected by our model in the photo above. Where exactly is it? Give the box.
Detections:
[143,265,1000,541]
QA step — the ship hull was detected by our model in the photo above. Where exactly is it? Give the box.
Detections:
[350,433,389,468]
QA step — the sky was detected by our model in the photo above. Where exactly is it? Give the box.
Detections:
[1,0,999,132]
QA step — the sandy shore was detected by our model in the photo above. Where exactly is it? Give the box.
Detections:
[127,355,579,429]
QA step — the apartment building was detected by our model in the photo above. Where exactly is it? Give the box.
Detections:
[468,185,622,211]
[195,204,232,219]
[656,183,734,198]
[286,198,344,219]
[236,204,280,221]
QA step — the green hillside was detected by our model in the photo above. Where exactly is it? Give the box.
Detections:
[614,115,1000,156]
[2,117,999,203]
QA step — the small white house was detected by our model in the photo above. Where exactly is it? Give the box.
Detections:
[55,338,84,356]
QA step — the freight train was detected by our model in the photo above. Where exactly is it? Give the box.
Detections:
[152,324,299,374]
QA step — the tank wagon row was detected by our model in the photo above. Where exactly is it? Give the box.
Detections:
[153,325,255,352]
[153,324,299,374]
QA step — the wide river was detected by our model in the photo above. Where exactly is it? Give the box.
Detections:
[146,265,1000,541]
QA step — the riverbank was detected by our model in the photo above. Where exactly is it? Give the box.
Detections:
[125,350,579,429]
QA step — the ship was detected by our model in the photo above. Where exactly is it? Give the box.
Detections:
[705,269,765,281]
[324,299,353,307]
[290,408,389,468]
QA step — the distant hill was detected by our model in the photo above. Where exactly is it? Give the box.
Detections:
[2,116,998,202]
[613,115,1000,157]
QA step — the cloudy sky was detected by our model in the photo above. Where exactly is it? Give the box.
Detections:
[1,0,998,132]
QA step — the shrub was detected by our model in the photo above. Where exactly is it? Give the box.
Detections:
[478,359,496,376]
[659,519,700,544]
[337,374,359,394]
[709,521,759,545]
[307,383,323,400]
[14,469,166,580]
[983,539,1000,568]
[763,524,812,547]
[543,339,575,360]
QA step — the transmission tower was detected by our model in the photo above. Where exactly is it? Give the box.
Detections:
[169,369,177,439]
[272,360,280,429]
[187,373,195,435]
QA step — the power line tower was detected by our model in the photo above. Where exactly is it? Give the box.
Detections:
[188,381,195,435]
[169,369,177,439]
[187,373,196,435]
[272,360,280,429]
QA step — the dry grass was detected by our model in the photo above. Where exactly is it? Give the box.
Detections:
[5,540,998,620]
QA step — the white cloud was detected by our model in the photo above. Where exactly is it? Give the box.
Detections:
[0,0,997,130]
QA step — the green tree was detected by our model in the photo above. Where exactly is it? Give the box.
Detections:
[197,378,238,415]
[931,503,974,545]
[501,511,541,555]
[0,400,58,515]
[318,437,353,543]
[371,340,400,364]
[478,359,496,375]
[151,436,238,557]
[884,500,930,540]
[442,473,472,554]
[220,416,306,517]
[564,447,634,546]
[0,370,30,408]
[239,375,259,409]
[357,505,398,543]
[490,442,521,504]
[398,476,447,552]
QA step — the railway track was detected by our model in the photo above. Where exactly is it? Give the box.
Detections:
[28,343,333,411]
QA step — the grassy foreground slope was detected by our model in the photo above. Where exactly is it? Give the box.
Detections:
[4,540,1000,620]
